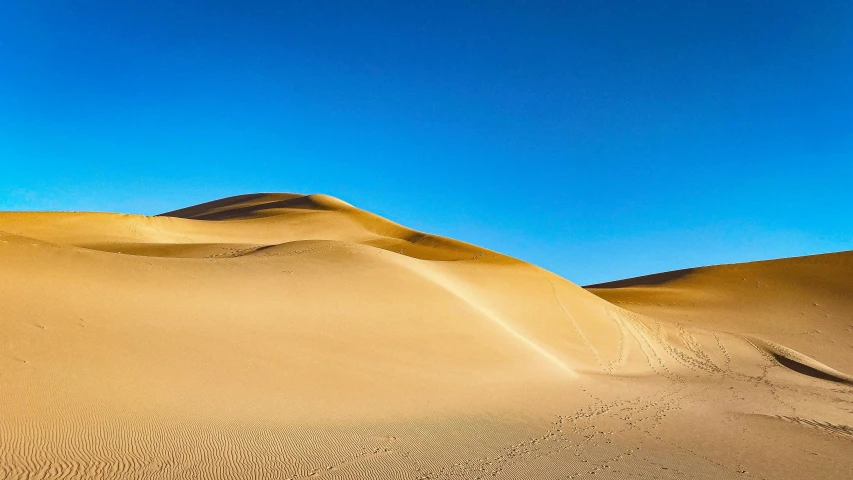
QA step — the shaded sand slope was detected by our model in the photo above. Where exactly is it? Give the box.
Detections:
[1,194,852,479]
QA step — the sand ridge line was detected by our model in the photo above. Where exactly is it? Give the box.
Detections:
[402,260,579,376]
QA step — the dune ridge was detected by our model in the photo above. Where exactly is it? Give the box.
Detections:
[1,193,851,479]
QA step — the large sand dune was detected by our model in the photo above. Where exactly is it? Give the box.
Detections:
[1,193,850,479]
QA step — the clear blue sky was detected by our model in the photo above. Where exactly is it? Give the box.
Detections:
[1,1,851,285]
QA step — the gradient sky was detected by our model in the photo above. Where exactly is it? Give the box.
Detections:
[1,1,851,285]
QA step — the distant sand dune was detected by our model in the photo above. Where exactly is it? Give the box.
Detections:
[1,194,851,479]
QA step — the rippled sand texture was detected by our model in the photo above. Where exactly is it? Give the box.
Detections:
[1,193,851,479]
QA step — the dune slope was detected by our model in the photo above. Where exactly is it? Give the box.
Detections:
[1,193,851,479]
[587,252,853,379]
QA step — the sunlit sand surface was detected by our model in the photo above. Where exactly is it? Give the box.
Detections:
[1,193,850,479]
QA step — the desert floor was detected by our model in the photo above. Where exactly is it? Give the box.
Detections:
[1,193,851,479]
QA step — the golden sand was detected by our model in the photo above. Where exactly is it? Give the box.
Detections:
[1,193,850,479]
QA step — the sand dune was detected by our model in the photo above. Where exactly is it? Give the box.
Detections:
[587,252,853,380]
[1,193,851,479]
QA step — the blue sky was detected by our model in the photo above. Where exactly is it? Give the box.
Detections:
[1,1,851,285]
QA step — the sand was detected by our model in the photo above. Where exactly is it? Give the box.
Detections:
[0,193,850,479]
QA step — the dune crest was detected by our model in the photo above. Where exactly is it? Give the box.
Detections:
[1,194,851,479]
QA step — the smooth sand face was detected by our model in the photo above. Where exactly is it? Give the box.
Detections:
[1,193,850,479]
